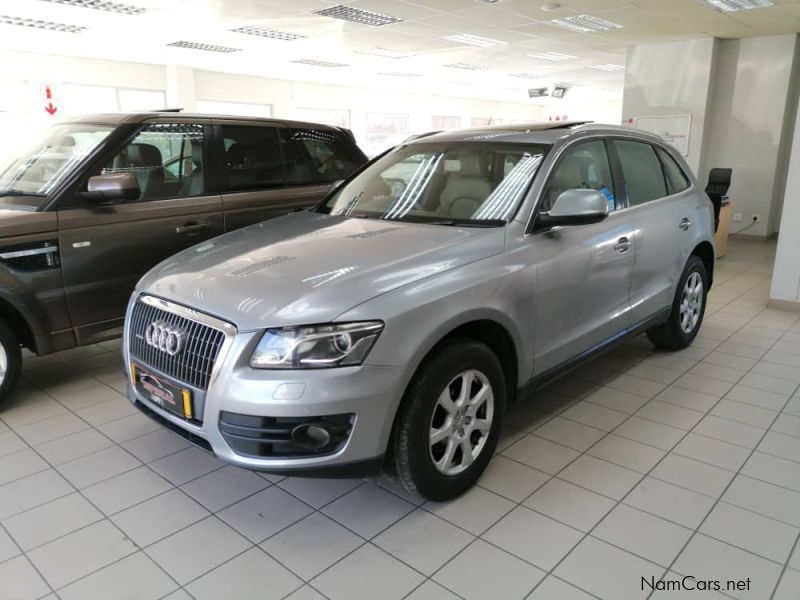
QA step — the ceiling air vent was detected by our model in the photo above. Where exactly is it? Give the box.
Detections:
[167,41,241,53]
[377,71,422,77]
[38,0,145,14]
[444,62,488,71]
[445,33,503,48]
[230,26,306,41]
[355,47,411,58]
[291,59,349,67]
[586,63,624,71]
[313,5,402,26]
[0,14,86,32]
[528,51,577,61]
[549,14,622,32]
[701,0,773,10]
[510,73,545,80]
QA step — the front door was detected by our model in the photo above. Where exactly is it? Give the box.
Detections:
[530,139,635,375]
[58,121,224,344]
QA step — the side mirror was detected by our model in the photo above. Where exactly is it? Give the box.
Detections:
[538,189,609,228]
[81,172,140,203]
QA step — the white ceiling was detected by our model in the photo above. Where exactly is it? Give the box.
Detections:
[0,0,799,104]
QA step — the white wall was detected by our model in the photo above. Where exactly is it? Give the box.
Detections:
[703,35,799,237]
[622,38,717,176]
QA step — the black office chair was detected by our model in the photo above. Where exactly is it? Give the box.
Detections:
[705,168,731,232]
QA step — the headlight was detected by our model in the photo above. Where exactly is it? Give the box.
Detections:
[250,321,384,369]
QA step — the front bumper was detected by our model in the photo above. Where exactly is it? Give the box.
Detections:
[125,324,408,475]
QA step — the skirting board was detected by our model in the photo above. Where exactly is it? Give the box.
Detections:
[767,298,800,312]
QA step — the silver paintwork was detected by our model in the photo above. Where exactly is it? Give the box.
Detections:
[124,124,716,472]
[547,189,609,219]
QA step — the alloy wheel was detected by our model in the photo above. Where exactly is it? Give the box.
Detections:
[679,271,703,334]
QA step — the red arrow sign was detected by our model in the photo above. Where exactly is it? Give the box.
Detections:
[45,103,57,115]
[44,85,57,115]
[46,86,52,99]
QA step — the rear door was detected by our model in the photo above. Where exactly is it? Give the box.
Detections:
[611,139,693,324]
[58,120,224,344]
[216,122,363,231]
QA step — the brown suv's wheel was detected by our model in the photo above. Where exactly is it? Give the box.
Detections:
[647,255,708,350]
[0,319,21,408]
[392,337,506,501]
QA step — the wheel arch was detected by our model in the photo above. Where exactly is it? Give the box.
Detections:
[0,296,36,352]
[691,241,715,289]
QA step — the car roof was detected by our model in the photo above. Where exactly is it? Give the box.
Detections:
[65,111,347,131]
[408,121,665,146]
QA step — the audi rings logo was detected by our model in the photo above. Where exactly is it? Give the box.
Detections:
[144,321,186,356]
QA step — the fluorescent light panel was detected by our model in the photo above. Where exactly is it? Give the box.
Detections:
[355,47,411,58]
[549,14,622,32]
[291,58,349,67]
[378,71,422,77]
[39,0,145,14]
[314,5,402,26]
[701,0,773,10]
[528,51,577,61]
[230,26,305,40]
[0,14,86,32]
[444,62,488,70]
[167,41,241,53]
[510,73,545,79]
[445,33,503,48]
[586,63,624,71]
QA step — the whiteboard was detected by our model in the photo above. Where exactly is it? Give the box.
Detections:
[633,114,691,156]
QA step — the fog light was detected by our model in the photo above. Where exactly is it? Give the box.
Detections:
[291,423,332,449]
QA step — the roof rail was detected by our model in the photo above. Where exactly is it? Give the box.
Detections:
[545,120,592,130]
[154,108,184,113]
[401,131,442,143]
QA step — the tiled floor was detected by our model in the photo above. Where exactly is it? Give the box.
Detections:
[2,236,800,600]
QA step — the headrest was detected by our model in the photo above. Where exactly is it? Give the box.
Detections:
[191,141,203,165]
[455,155,484,178]
[127,143,162,168]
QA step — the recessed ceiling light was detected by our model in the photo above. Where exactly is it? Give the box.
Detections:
[700,0,773,10]
[230,26,306,41]
[39,0,145,14]
[528,51,577,61]
[445,33,504,48]
[549,14,622,32]
[314,5,402,26]
[355,47,412,59]
[444,62,488,70]
[0,14,86,32]
[510,73,545,79]
[586,63,624,71]
[167,41,241,53]
[378,71,422,77]
[291,58,349,67]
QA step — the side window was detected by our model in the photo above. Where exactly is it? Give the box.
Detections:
[542,140,615,213]
[280,128,360,185]
[103,123,205,202]
[614,140,668,206]
[655,147,690,195]
[219,125,284,193]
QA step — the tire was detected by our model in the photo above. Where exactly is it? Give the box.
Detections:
[392,337,506,501]
[0,319,21,408]
[646,255,708,350]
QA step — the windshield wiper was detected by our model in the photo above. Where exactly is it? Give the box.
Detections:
[425,219,506,228]
[0,189,46,198]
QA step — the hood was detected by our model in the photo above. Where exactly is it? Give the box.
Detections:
[139,211,505,331]
[0,205,56,237]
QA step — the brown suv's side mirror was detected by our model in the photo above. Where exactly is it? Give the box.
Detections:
[81,172,140,203]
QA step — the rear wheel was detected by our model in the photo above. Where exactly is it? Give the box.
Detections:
[0,319,21,408]
[392,338,505,501]
[646,255,708,350]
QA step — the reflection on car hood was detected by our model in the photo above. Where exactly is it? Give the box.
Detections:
[137,211,505,330]
[0,205,56,237]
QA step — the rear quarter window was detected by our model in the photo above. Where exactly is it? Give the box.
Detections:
[655,147,690,194]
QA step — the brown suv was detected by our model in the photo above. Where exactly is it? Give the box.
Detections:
[0,111,367,404]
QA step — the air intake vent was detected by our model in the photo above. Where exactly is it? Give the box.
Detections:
[0,14,86,32]
[314,4,402,26]
[291,58,348,67]
[167,41,241,53]
[230,26,305,40]
[39,0,145,14]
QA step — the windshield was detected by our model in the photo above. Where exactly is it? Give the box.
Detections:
[320,142,549,225]
[0,123,114,202]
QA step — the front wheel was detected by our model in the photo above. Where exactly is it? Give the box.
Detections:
[391,338,506,501]
[646,255,708,350]
[0,319,21,408]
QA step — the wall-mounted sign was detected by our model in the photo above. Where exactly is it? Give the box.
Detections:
[633,114,691,156]
[44,85,58,116]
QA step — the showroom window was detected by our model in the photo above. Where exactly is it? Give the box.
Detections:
[471,117,491,127]
[656,146,690,194]
[431,115,461,130]
[363,112,409,157]
[294,108,350,129]
[281,128,362,185]
[541,140,615,213]
[219,125,284,192]
[614,140,668,207]
[61,83,166,115]
[103,123,205,201]
[196,100,273,118]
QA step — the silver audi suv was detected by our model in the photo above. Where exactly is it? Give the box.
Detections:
[123,122,715,500]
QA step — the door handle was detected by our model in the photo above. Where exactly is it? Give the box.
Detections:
[679,218,692,231]
[175,222,209,235]
[614,237,631,253]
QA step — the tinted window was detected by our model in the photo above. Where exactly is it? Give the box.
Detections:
[542,140,615,212]
[103,123,205,202]
[615,140,668,206]
[656,147,690,194]
[219,125,283,192]
[281,128,360,185]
